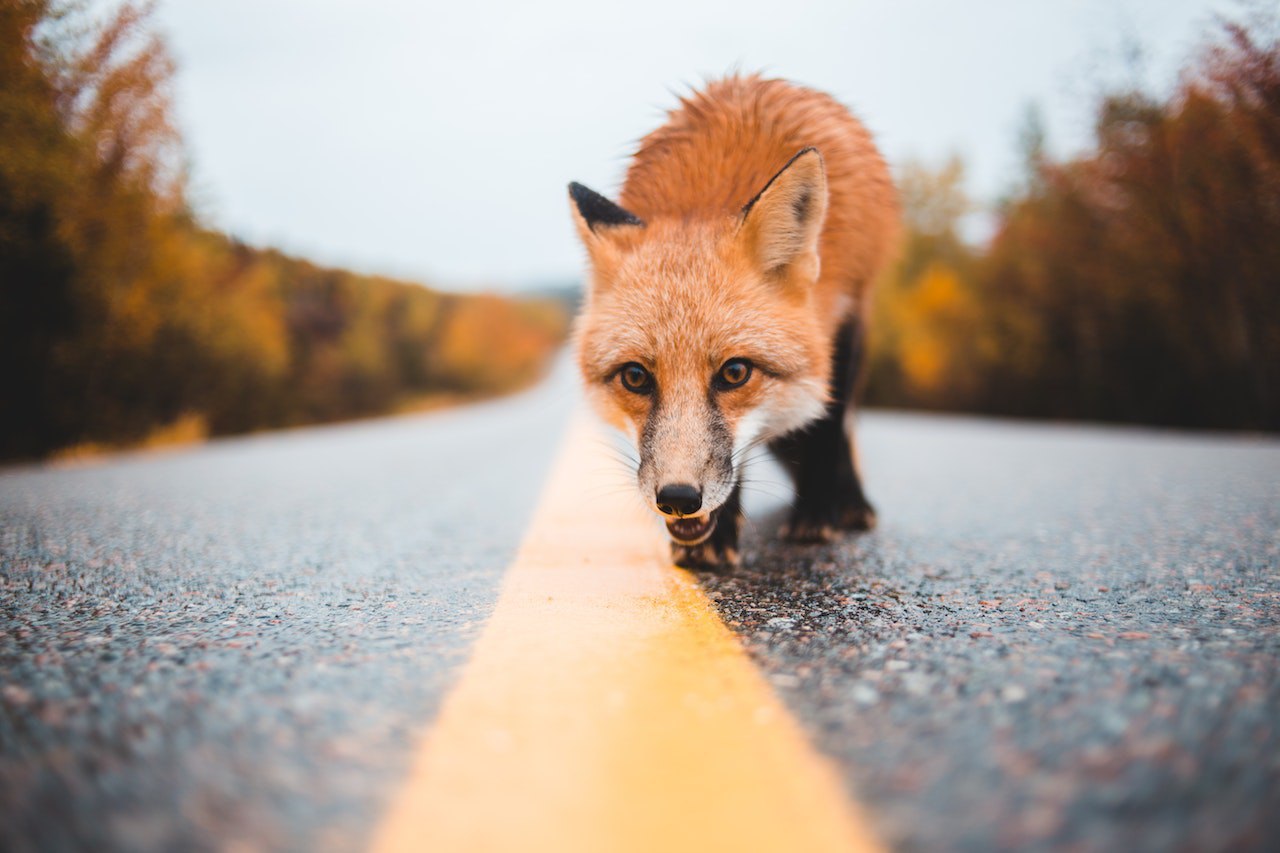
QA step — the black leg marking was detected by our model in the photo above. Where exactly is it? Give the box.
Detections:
[770,317,876,543]
[671,483,742,570]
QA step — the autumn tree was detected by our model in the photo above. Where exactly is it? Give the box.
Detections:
[866,156,989,410]
[868,10,1280,429]
[1,1,568,460]
[0,1,78,457]
[978,12,1280,427]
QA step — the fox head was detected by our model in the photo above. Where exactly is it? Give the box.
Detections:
[570,148,832,543]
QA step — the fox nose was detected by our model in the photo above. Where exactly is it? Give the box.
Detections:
[656,483,702,517]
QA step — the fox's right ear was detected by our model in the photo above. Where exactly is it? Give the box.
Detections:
[738,148,828,287]
[568,182,644,249]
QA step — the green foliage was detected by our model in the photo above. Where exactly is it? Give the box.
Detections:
[868,12,1280,430]
[0,2,567,460]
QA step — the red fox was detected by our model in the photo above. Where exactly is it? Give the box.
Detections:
[569,74,899,569]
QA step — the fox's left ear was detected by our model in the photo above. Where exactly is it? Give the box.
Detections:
[569,183,644,294]
[568,182,644,245]
[739,147,828,285]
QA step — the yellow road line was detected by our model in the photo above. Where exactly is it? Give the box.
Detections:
[370,412,882,853]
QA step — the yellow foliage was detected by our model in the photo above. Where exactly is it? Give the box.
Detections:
[434,294,565,392]
[872,258,984,404]
[900,265,966,394]
[50,411,208,465]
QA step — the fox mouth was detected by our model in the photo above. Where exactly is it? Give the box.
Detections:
[666,510,718,545]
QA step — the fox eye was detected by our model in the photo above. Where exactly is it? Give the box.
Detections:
[619,362,654,394]
[716,358,753,389]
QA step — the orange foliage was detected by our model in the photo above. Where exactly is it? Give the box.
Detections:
[0,2,569,459]
[434,294,567,392]
[868,12,1280,429]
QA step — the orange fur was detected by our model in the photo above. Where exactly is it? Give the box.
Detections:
[620,74,899,333]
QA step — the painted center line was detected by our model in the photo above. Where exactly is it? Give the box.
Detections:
[370,412,881,852]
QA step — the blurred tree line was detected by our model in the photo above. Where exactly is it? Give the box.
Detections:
[1,1,567,460]
[867,12,1279,431]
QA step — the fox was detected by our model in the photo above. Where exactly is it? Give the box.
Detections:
[569,74,899,569]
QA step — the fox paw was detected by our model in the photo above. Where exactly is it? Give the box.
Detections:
[780,516,838,544]
[838,502,877,532]
[782,500,876,543]
[671,539,741,570]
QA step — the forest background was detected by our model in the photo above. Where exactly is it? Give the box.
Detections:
[2,2,1276,461]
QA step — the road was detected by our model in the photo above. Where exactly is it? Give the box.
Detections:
[0,367,572,851]
[716,414,1280,850]
[2,359,1278,851]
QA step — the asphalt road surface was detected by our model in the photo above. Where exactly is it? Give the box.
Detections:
[3,359,1278,851]
[716,414,1280,851]
[0,368,572,852]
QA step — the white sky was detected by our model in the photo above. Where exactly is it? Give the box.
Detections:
[156,0,1239,291]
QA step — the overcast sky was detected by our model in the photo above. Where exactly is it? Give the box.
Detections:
[155,0,1238,291]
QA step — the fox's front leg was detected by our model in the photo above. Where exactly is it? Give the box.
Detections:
[773,420,875,542]
[670,484,742,570]
[770,318,876,543]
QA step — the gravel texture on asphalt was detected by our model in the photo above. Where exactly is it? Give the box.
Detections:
[707,412,1280,852]
[0,368,570,852]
